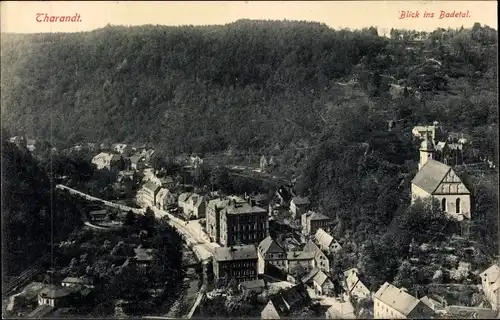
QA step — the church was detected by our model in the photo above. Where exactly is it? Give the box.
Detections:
[411,133,471,221]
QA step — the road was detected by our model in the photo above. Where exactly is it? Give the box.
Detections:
[56,184,218,262]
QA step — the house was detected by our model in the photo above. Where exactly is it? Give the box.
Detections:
[250,193,271,207]
[480,264,500,311]
[150,175,175,189]
[155,188,176,210]
[290,196,311,219]
[261,283,311,319]
[276,185,292,206]
[91,152,123,170]
[136,182,161,207]
[113,143,128,154]
[206,197,246,243]
[89,209,108,222]
[302,267,334,296]
[178,193,207,219]
[286,250,315,279]
[301,211,331,242]
[443,305,497,319]
[219,199,269,247]
[258,236,287,274]
[412,125,436,144]
[411,134,471,220]
[373,282,434,319]
[213,245,258,287]
[419,296,445,314]
[303,240,330,272]
[37,285,78,308]
[314,228,342,254]
[61,277,93,289]
[343,268,371,300]
[239,279,266,295]
[133,245,154,273]
[325,300,356,319]
[127,154,145,171]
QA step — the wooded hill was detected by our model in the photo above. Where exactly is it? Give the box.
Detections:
[1,20,497,159]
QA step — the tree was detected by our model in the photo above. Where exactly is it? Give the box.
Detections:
[209,166,231,192]
[125,210,136,226]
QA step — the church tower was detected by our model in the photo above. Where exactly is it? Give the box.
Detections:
[419,130,435,170]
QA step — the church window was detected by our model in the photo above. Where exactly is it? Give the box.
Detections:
[456,198,461,213]
[441,198,446,212]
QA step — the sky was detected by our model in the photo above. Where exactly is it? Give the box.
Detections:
[0,1,497,34]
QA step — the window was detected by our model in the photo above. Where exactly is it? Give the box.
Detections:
[441,198,446,212]
[456,198,461,213]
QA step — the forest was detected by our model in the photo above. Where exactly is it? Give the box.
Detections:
[1,20,498,294]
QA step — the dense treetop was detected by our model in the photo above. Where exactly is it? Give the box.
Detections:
[1,21,496,157]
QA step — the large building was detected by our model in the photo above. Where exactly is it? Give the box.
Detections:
[91,152,122,171]
[480,264,500,311]
[257,236,287,274]
[219,199,269,247]
[136,182,161,207]
[411,134,471,220]
[373,282,434,319]
[301,211,331,242]
[206,196,247,243]
[213,245,258,287]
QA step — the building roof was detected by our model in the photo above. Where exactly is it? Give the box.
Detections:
[143,181,160,193]
[156,188,174,202]
[39,285,76,299]
[259,236,285,256]
[134,245,154,261]
[326,301,356,319]
[436,141,447,152]
[214,245,258,262]
[286,250,315,261]
[291,196,310,205]
[411,159,451,194]
[344,268,370,295]
[128,154,143,164]
[207,196,246,210]
[303,239,322,255]
[159,176,174,184]
[315,228,336,248]
[188,193,207,208]
[92,152,122,163]
[374,282,421,316]
[302,267,320,284]
[239,279,266,290]
[276,186,292,202]
[265,283,311,318]
[28,304,54,318]
[89,209,108,216]
[307,211,330,221]
[420,296,444,311]
[222,201,267,215]
[178,192,193,203]
[480,264,500,287]
[62,277,92,286]
[445,306,496,319]
[313,269,330,286]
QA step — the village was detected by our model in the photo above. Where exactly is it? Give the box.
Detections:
[3,120,499,320]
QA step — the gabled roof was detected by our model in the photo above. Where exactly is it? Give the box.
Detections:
[308,211,330,221]
[128,154,143,164]
[313,269,330,286]
[411,159,451,193]
[276,186,291,202]
[480,264,500,289]
[326,301,356,319]
[266,283,311,317]
[259,236,285,256]
[143,181,160,193]
[302,268,320,284]
[239,279,265,290]
[178,192,193,202]
[445,306,496,319]
[315,228,336,248]
[291,196,310,205]
[374,282,421,316]
[39,285,76,299]
[286,250,315,261]
[214,245,257,262]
